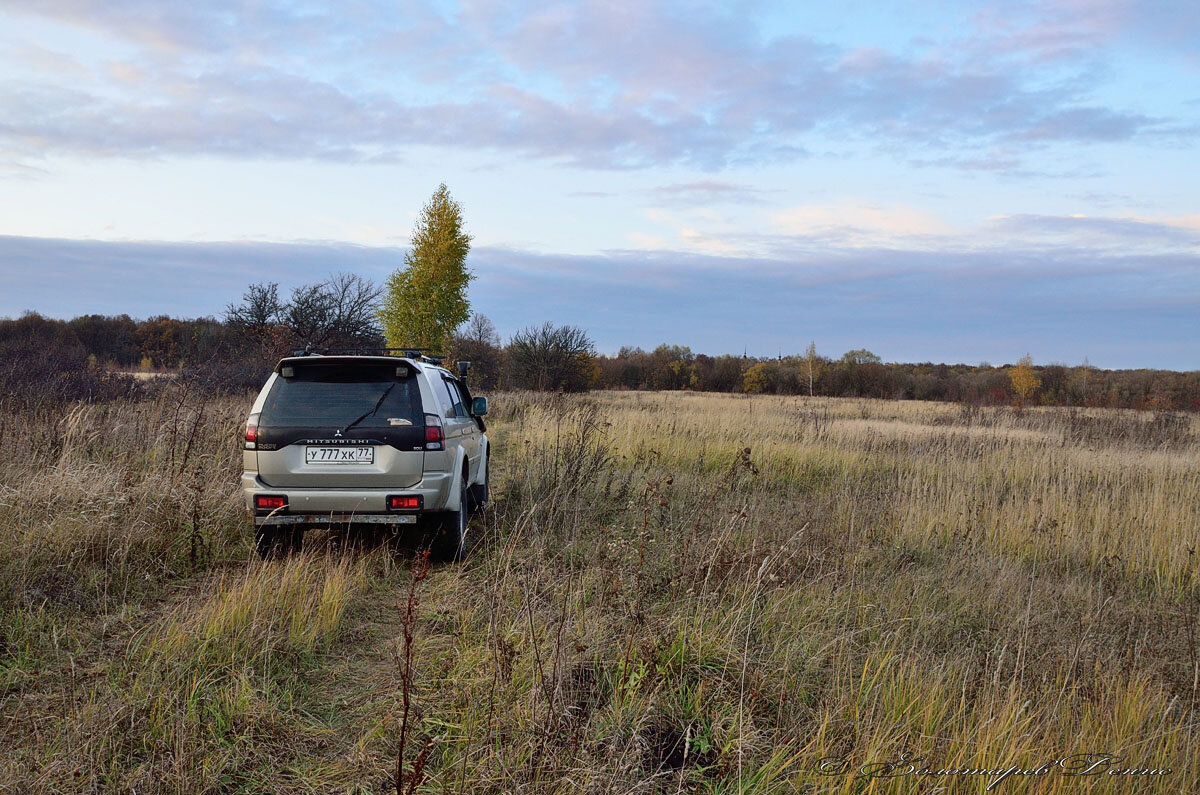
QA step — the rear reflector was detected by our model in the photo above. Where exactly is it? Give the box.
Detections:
[388,495,422,511]
[255,495,287,510]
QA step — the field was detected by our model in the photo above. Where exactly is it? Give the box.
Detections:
[1,389,1198,793]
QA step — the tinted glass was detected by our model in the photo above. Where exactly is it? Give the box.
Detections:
[434,375,459,417]
[261,364,423,426]
[442,376,467,417]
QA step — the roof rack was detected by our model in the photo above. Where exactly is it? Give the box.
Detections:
[288,344,444,365]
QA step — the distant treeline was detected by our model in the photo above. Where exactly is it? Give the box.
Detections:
[592,345,1200,411]
[1,309,1197,412]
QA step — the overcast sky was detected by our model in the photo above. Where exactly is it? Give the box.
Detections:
[1,0,1197,368]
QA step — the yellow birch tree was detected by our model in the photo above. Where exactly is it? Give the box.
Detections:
[1010,353,1041,409]
[379,184,473,353]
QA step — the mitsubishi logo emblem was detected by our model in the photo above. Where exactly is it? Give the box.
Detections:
[334,429,343,437]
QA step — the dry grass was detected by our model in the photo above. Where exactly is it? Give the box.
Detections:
[1,388,1198,793]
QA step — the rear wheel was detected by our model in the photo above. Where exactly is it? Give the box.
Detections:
[432,477,470,563]
[255,526,302,559]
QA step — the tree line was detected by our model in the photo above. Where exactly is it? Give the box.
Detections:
[2,303,1198,412]
[591,345,1200,411]
[0,287,599,407]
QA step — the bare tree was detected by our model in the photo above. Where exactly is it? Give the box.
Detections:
[449,312,503,390]
[324,272,384,345]
[243,274,385,349]
[224,282,284,332]
[507,322,595,392]
[285,283,336,346]
[459,312,500,347]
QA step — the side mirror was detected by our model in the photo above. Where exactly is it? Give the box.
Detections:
[471,396,488,416]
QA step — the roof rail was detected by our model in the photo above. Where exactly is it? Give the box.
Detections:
[287,345,444,364]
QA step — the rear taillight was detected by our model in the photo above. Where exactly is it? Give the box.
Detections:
[244,413,260,449]
[255,495,286,511]
[424,413,443,450]
[388,495,422,511]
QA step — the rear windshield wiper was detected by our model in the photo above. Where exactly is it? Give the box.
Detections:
[340,383,396,434]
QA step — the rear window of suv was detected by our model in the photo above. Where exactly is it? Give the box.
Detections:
[260,363,423,427]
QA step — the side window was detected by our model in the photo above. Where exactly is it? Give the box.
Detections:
[435,375,458,418]
[443,377,467,418]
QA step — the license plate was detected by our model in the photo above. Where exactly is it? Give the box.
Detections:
[305,446,374,465]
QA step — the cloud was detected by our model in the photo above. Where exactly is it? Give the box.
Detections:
[0,156,49,179]
[772,202,954,244]
[0,0,1183,170]
[1017,106,1152,142]
[972,0,1200,67]
[626,232,669,249]
[642,181,776,207]
[988,213,1200,250]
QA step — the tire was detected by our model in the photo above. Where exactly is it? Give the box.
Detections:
[432,476,470,563]
[255,526,301,559]
[468,453,490,514]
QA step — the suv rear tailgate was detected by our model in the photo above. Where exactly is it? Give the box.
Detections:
[253,359,427,489]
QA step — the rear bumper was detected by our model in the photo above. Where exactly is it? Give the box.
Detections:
[254,513,418,527]
[241,471,454,514]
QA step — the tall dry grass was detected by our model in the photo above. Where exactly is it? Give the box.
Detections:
[2,388,1197,792]
[0,386,247,616]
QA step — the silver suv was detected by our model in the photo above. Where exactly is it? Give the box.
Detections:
[241,351,489,560]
